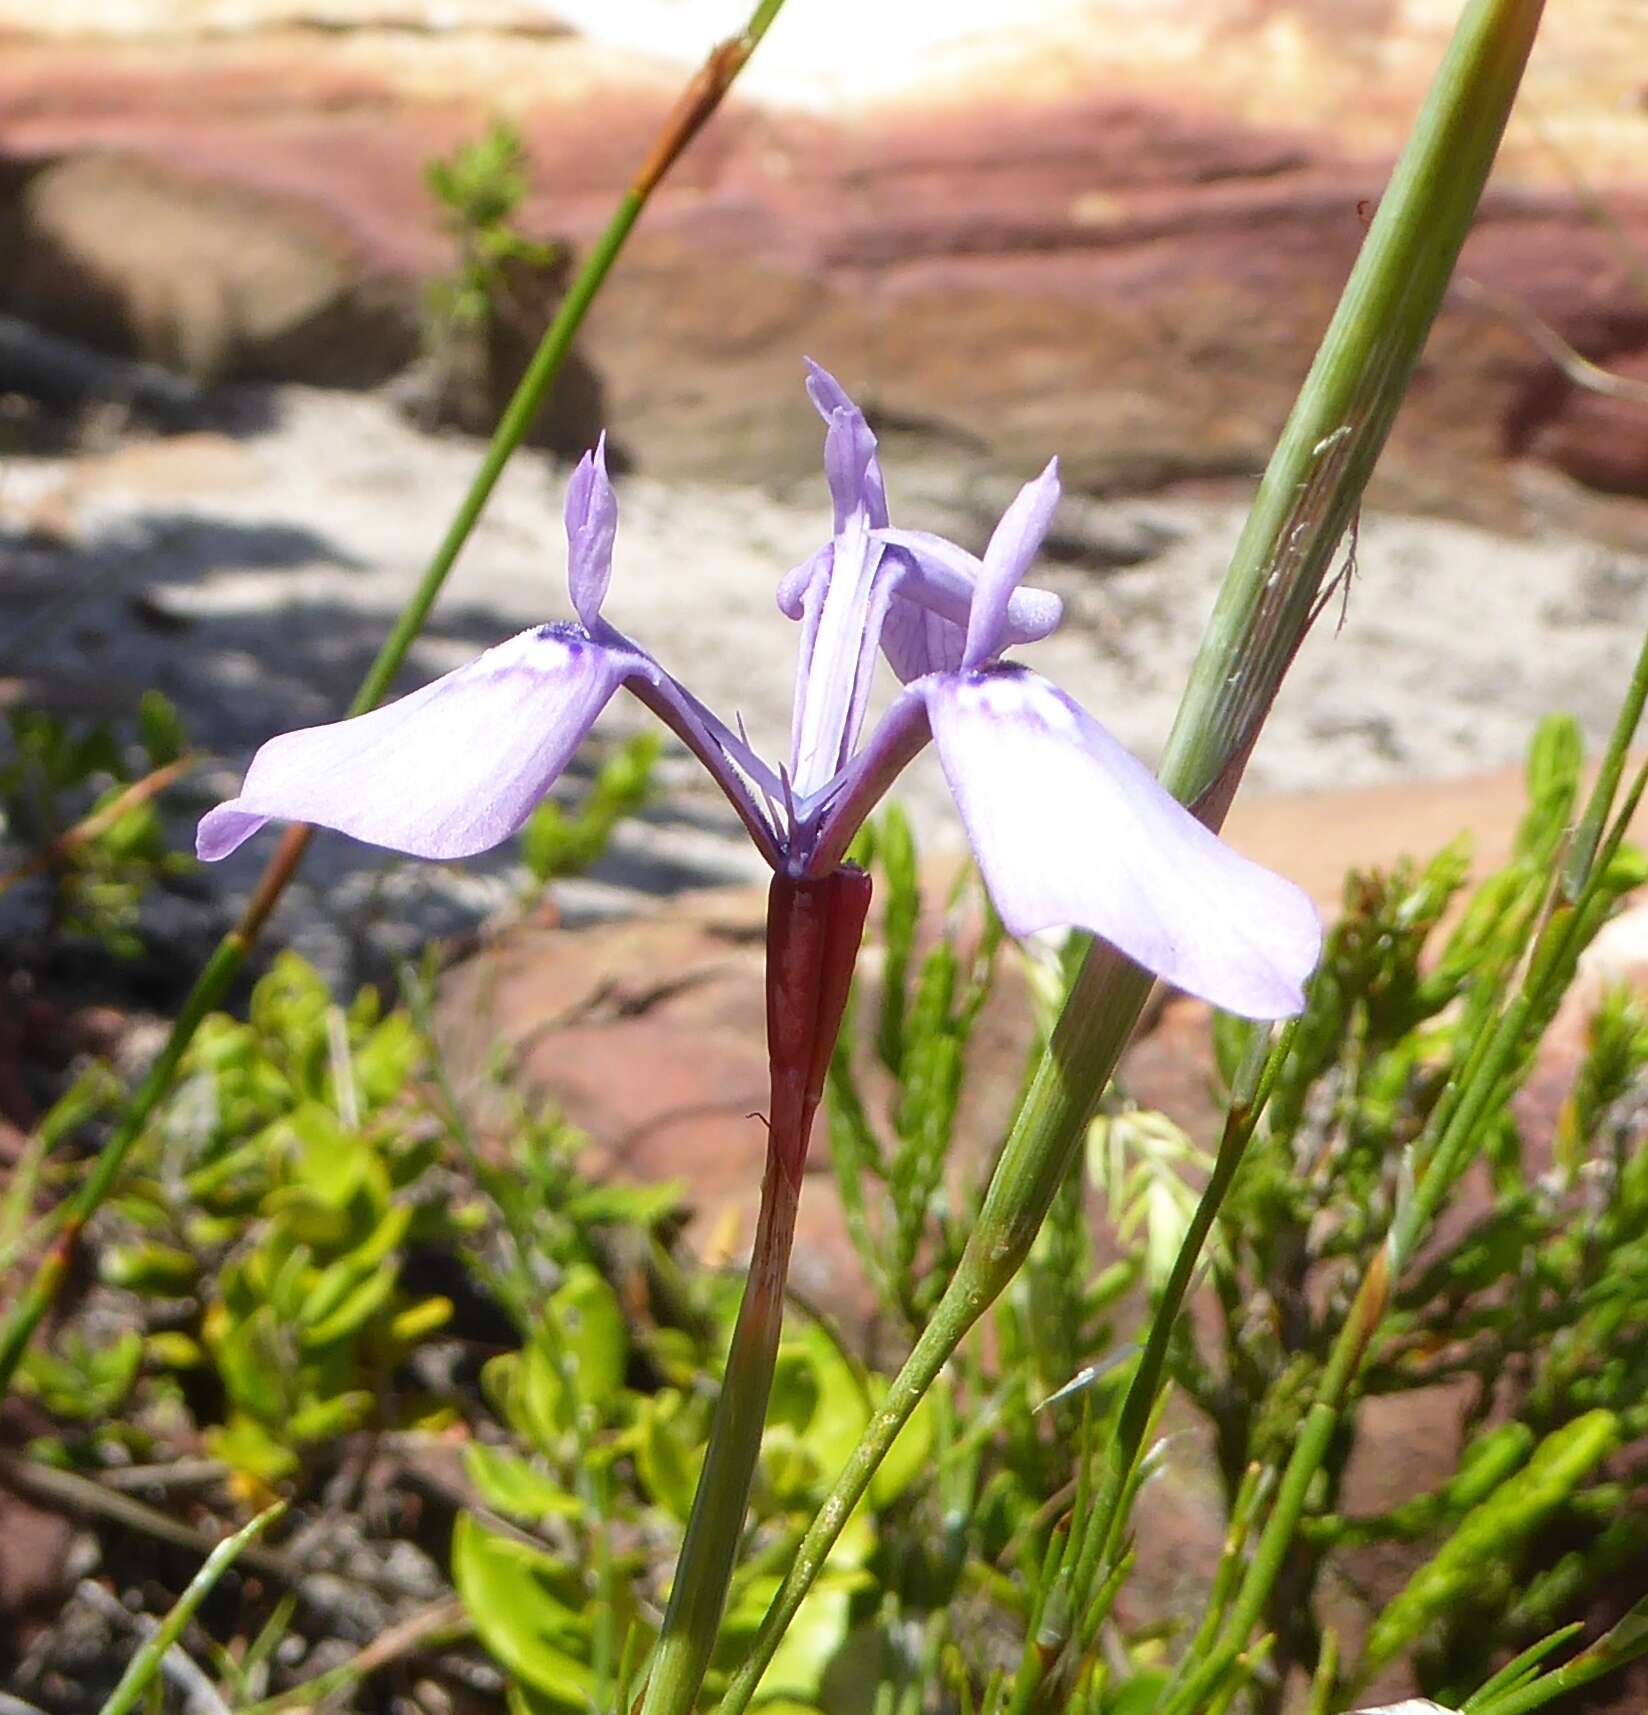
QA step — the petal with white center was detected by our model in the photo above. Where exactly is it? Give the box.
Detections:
[924,668,1321,1019]
[197,626,633,862]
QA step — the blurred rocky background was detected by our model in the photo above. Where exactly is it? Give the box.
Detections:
[1,0,1645,966]
[1,0,1645,519]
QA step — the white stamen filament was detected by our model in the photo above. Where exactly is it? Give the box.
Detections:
[790,505,884,798]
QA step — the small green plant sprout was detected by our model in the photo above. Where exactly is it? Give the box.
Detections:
[425,120,562,336]
[58,952,465,1491]
[517,730,663,896]
[420,118,567,429]
[0,689,194,956]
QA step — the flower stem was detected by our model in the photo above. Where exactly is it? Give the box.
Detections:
[638,1147,803,1715]
[0,0,791,1402]
[1051,1027,1295,1651]
[638,866,870,1715]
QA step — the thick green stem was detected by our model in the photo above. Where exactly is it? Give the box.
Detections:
[717,2,1545,1704]
[0,0,790,1401]
[639,1148,804,1715]
[639,867,871,1715]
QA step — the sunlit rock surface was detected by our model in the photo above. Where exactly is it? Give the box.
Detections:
[0,1,1644,520]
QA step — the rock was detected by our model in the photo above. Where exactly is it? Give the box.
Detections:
[1529,346,1648,497]
[0,4,1643,522]
[433,760,1648,1334]
[2,152,416,386]
[435,889,894,1330]
[0,312,204,428]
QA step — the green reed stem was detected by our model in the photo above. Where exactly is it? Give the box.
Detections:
[1469,1594,1648,1715]
[716,3,1544,1705]
[1059,1026,1294,1608]
[0,0,787,1401]
[1163,645,1645,1715]
[97,1503,285,1715]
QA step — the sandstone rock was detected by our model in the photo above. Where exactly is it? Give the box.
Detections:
[434,761,1648,1336]
[435,889,925,1333]
[0,4,1642,522]
[1,151,416,385]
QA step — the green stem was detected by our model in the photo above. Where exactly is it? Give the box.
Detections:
[1468,1593,1648,1715]
[717,956,1152,1715]
[98,1503,285,1715]
[0,0,789,1402]
[640,1148,804,1715]
[640,866,870,1715]
[1061,1026,1294,1616]
[0,931,246,1389]
[717,2,1544,1704]
[1561,606,1648,899]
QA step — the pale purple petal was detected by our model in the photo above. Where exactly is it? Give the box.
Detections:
[198,626,630,862]
[788,378,897,797]
[789,508,890,797]
[877,594,966,682]
[875,527,1062,681]
[804,359,889,529]
[924,669,1320,1019]
[963,458,1061,668]
[819,405,882,538]
[777,543,831,622]
[783,553,830,763]
[564,435,617,629]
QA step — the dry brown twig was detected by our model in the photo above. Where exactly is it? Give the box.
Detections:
[0,752,198,897]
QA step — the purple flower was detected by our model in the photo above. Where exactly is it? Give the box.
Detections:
[198,364,1320,1019]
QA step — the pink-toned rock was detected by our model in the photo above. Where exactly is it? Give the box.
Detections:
[433,758,1648,1703]
[435,884,1031,1333]
[0,5,1644,522]
[1225,760,1648,913]
[435,761,1648,1331]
